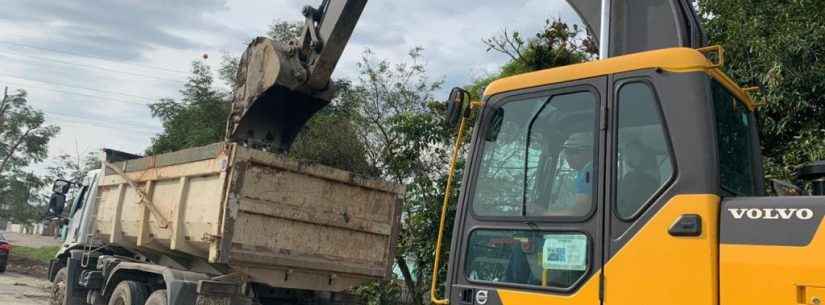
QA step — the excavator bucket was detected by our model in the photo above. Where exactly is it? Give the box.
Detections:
[226,0,367,152]
[227,84,329,152]
[225,37,332,152]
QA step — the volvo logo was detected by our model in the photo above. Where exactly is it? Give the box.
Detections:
[475,290,488,305]
[728,208,815,220]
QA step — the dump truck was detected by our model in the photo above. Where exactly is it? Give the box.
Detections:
[48,1,387,304]
[49,143,401,305]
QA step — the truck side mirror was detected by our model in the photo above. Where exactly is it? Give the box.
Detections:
[445,87,471,129]
[52,179,71,195]
[48,193,66,217]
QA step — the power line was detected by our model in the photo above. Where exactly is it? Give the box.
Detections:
[45,112,160,135]
[0,40,191,75]
[0,51,186,84]
[0,73,160,101]
[0,79,153,107]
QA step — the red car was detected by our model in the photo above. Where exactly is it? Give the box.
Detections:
[0,233,10,273]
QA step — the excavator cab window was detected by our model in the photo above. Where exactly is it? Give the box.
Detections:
[472,91,598,218]
[615,82,674,220]
[711,79,759,196]
[465,229,589,289]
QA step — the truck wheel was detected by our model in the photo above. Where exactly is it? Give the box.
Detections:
[0,256,6,273]
[144,290,167,305]
[50,268,68,305]
[107,281,147,305]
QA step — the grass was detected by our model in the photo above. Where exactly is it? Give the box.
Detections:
[11,245,60,263]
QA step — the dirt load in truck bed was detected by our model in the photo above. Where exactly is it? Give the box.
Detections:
[94,142,402,292]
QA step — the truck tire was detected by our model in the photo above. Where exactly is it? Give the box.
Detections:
[0,256,7,273]
[107,281,147,305]
[144,290,167,305]
[50,268,68,305]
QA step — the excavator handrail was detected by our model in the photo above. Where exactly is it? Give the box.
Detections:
[431,101,477,305]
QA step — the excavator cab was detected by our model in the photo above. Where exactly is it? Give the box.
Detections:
[432,2,825,303]
[434,48,742,305]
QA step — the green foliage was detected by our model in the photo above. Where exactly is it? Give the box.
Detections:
[352,281,402,305]
[267,20,303,42]
[344,47,450,305]
[11,245,60,263]
[0,173,46,224]
[218,54,241,89]
[146,60,230,155]
[289,80,378,177]
[0,87,60,175]
[468,19,596,100]
[699,0,825,180]
[0,86,58,224]
[45,152,100,185]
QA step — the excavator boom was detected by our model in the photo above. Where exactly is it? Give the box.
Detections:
[566,0,704,58]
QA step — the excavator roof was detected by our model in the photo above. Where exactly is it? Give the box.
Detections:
[483,47,756,110]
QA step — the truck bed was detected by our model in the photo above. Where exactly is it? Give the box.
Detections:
[93,143,402,291]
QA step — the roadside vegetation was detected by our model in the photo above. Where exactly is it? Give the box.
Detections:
[12,245,60,263]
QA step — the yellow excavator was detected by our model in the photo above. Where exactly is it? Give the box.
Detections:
[226,1,825,305]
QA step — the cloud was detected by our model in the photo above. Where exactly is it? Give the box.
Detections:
[0,0,239,61]
[333,0,585,91]
[0,0,589,176]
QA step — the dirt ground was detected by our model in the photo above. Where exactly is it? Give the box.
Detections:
[0,232,59,304]
[0,272,50,305]
[3,232,63,248]
[1,232,61,278]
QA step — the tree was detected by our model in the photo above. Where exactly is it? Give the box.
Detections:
[0,87,60,175]
[288,80,378,176]
[698,0,825,181]
[0,172,46,224]
[339,47,455,305]
[0,86,58,224]
[45,152,101,186]
[267,20,303,43]
[146,61,230,155]
[482,18,597,80]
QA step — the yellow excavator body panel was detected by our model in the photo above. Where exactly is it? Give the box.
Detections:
[721,214,825,304]
[483,47,756,110]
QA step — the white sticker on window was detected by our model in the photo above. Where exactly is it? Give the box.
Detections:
[542,234,587,271]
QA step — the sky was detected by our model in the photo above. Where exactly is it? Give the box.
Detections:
[0,0,583,173]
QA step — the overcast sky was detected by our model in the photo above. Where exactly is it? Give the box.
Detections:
[0,0,582,172]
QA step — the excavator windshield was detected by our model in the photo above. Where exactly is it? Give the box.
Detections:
[472,91,598,218]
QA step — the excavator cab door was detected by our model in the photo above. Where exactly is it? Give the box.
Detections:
[446,77,607,305]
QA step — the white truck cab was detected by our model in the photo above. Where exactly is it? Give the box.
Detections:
[58,169,101,257]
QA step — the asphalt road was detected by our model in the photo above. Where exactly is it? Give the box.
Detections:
[0,271,50,305]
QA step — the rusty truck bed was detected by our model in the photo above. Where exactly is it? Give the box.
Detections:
[93,142,402,291]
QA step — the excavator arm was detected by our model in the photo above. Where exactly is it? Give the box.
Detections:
[566,0,705,58]
[226,0,367,151]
